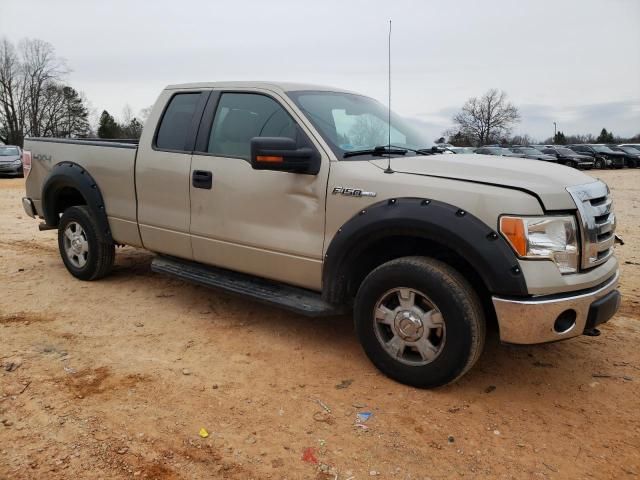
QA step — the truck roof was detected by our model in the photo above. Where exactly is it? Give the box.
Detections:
[164,81,356,94]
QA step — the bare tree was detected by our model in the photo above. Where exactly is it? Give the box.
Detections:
[138,105,153,123]
[349,115,387,147]
[0,39,27,146]
[0,38,88,146]
[452,89,520,146]
[510,134,537,146]
[20,38,67,137]
[121,104,134,125]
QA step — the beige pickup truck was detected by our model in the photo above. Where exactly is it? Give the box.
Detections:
[21,82,621,387]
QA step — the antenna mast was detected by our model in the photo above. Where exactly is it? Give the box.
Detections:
[385,19,393,174]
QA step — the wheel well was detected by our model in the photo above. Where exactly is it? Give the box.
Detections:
[344,235,497,327]
[49,186,87,225]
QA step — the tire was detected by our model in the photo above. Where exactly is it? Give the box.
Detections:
[354,256,486,388]
[58,205,115,281]
[594,158,604,169]
[566,160,577,169]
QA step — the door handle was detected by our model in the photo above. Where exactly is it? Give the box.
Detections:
[192,170,212,189]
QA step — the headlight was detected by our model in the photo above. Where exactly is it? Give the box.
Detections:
[13,159,22,165]
[500,215,579,274]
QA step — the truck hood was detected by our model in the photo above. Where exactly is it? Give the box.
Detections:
[369,153,597,210]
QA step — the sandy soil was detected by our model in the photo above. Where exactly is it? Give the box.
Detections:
[1,170,639,480]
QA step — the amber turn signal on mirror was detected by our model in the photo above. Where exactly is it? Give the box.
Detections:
[256,155,283,163]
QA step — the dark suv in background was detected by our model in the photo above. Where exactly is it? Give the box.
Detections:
[568,145,624,169]
[541,146,594,169]
[607,145,640,168]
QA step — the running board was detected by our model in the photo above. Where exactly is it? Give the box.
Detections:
[151,256,345,317]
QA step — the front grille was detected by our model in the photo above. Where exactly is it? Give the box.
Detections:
[567,181,615,270]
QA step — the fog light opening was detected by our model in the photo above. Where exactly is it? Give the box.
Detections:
[554,310,577,334]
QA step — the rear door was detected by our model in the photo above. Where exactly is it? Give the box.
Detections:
[188,89,330,290]
[136,90,209,259]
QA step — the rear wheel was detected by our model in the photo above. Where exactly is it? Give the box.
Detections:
[354,256,486,388]
[58,206,114,281]
[566,160,577,168]
[594,158,604,169]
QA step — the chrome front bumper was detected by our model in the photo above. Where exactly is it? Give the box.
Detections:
[492,271,620,344]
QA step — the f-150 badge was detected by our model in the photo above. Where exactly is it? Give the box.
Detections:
[332,187,377,197]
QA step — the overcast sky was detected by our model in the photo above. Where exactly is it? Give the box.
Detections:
[2,0,639,140]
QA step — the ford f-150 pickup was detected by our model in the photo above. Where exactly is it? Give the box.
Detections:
[21,82,622,388]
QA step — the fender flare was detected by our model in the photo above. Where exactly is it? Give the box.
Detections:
[41,162,113,243]
[322,197,528,303]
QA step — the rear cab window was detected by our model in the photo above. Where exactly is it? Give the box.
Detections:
[155,93,204,151]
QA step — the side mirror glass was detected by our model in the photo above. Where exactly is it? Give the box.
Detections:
[250,137,320,175]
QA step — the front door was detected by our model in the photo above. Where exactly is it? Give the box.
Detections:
[189,90,330,290]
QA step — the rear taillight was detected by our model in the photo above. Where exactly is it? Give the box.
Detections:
[22,150,32,178]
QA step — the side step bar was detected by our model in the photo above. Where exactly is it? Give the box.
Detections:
[151,256,345,317]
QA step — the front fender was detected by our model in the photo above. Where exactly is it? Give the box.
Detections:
[322,197,528,303]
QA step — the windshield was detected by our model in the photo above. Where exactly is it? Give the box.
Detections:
[287,91,433,158]
[0,146,19,156]
[619,146,639,154]
[557,148,575,155]
[592,145,615,153]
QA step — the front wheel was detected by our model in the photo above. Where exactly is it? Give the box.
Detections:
[354,256,486,388]
[58,206,115,281]
[594,158,604,169]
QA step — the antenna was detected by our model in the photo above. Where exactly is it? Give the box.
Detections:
[384,19,393,174]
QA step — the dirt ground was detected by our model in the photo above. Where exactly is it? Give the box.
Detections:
[1,170,639,480]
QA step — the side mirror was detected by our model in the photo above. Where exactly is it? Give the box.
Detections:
[250,137,320,175]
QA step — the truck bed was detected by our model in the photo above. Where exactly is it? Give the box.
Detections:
[23,137,140,246]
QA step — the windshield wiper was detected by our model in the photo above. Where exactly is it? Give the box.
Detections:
[391,145,457,155]
[343,145,408,158]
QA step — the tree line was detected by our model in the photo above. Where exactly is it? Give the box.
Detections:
[0,37,146,147]
[2,37,638,148]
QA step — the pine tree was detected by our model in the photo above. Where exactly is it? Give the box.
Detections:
[553,131,566,145]
[122,118,143,139]
[596,128,614,143]
[97,110,121,138]
[62,87,90,138]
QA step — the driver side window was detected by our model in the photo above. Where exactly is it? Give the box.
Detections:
[207,93,298,160]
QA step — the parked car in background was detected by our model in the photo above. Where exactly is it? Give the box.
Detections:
[590,145,627,168]
[607,145,640,168]
[475,147,525,157]
[0,145,23,176]
[541,146,594,169]
[448,146,476,154]
[568,145,623,169]
[509,147,557,163]
[619,144,640,153]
